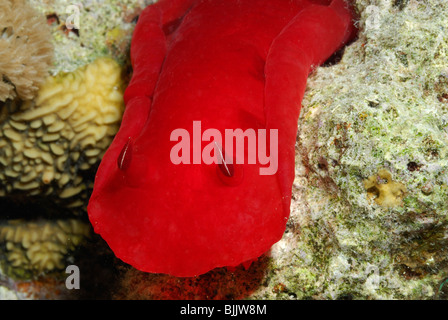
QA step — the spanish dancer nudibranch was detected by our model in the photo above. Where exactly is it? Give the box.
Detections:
[88,0,356,277]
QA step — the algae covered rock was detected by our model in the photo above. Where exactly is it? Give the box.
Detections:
[254,0,448,299]
[28,0,151,75]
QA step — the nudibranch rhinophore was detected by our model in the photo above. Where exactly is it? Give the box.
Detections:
[88,0,356,277]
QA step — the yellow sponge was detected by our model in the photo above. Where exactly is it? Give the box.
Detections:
[364,169,407,207]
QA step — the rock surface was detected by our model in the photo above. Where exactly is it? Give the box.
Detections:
[2,0,448,300]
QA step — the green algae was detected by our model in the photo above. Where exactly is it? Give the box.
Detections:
[28,0,151,74]
[249,0,448,300]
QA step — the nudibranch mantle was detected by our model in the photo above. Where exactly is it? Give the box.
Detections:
[88,0,355,277]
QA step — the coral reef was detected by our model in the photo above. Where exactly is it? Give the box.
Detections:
[2,0,448,300]
[0,57,124,279]
[0,0,144,284]
[0,219,90,277]
[0,57,125,209]
[0,0,144,289]
[0,0,53,101]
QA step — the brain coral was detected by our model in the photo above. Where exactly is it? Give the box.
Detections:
[0,0,137,284]
[0,57,125,209]
[0,0,53,101]
[0,219,90,277]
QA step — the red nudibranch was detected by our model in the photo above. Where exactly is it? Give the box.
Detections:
[88,0,356,277]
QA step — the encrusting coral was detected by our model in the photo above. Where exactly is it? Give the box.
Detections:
[0,0,53,101]
[0,57,125,209]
